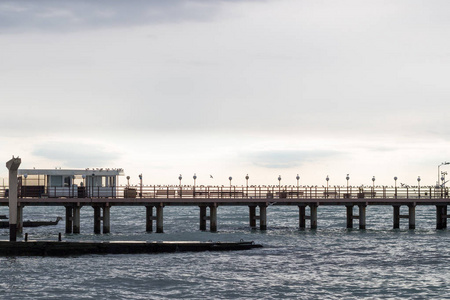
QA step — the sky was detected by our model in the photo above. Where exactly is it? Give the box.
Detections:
[1,0,449,187]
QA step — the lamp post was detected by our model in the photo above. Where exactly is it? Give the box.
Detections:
[139,174,143,198]
[229,176,232,187]
[417,176,421,198]
[438,162,450,187]
[179,174,182,186]
[442,172,447,188]
[296,174,300,188]
[346,174,349,194]
[193,173,197,187]
[394,176,398,199]
[278,175,281,193]
[326,175,329,196]
[245,174,249,198]
[23,173,27,197]
[372,176,375,197]
[126,176,130,187]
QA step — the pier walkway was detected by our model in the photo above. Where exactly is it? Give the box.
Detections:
[1,185,449,234]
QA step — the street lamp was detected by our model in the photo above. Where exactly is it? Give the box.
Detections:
[278,175,281,192]
[438,162,450,187]
[126,176,130,186]
[139,174,143,198]
[245,174,249,198]
[394,176,398,198]
[372,176,375,197]
[346,174,349,194]
[23,174,27,197]
[296,174,300,188]
[193,173,197,187]
[179,174,182,186]
[417,176,421,198]
[229,176,233,187]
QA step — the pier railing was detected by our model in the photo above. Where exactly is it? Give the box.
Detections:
[2,185,449,200]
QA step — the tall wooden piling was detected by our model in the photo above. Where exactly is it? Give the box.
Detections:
[259,205,267,230]
[299,205,306,229]
[346,205,353,229]
[359,205,366,230]
[310,204,317,229]
[210,205,217,232]
[93,206,101,234]
[408,204,415,230]
[65,206,73,234]
[156,205,164,233]
[199,206,207,231]
[249,206,256,228]
[103,205,110,234]
[393,205,400,229]
[73,206,81,234]
[146,206,153,232]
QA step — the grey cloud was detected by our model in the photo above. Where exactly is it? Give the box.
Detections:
[246,150,340,169]
[32,142,121,167]
[0,0,240,32]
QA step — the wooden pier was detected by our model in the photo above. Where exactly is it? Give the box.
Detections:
[1,185,450,234]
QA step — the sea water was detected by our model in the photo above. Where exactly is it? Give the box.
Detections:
[1,205,450,299]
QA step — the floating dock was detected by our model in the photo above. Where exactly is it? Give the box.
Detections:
[0,240,262,256]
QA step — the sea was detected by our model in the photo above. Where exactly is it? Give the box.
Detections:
[1,205,450,299]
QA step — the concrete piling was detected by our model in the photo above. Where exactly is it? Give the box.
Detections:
[146,206,154,232]
[210,205,217,232]
[408,204,416,230]
[73,206,81,234]
[259,205,267,230]
[359,205,366,230]
[299,205,306,229]
[65,206,73,234]
[93,206,101,234]
[103,205,110,234]
[156,205,164,233]
[310,204,317,229]
[200,206,207,231]
[249,206,256,228]
[393,205,400,229]
[346,205,353,229]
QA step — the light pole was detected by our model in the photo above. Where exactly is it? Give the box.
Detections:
[417,176,421,198]
[126,176,130,187]
[229,176,232,187]
[442,172,447,188]
[372,176,375,197]
[394,176,398,199]
[23,173,27,197]
[179,174,182,186]
[438,162,450,187]
[296,174,300,188]
[139,174,143,198]
[245,174,249,198]
[193,173,197,187]
[346,174,349,194]
[278,175,281,193]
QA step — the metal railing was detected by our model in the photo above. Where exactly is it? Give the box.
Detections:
[2,185,449,200]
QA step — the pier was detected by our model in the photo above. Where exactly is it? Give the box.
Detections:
[1,183,450,234]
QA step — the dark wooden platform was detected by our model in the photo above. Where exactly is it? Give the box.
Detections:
[0,240,262,256]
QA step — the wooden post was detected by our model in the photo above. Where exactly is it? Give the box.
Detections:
[103,205,110,234]
[199,206,207,231]
[299,205,306,229]
[6,156,21,241]
[346,205,353,229]
[210,205,217,232]
[310,204,317,229]
[93,206,101,234]
[65,206,73,234]
[17,205,23,234]
[156,205,164,233]
[408,204,415,230]
[436,205,444,230]
[146,206,153,232]
[249,206,256,228]
[359,204,366,230]
[73,206,81,234]
[393,205,400,229]
[259,205,267,230]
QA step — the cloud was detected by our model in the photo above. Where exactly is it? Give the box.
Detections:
[32,141,122,167]
[245,150,340,169]
[0,0,238,32]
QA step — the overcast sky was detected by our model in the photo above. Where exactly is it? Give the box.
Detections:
[1,0,449,186]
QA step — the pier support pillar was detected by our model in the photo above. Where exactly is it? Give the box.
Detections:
[436,205,447,230]
[93,206,101,234]
[249,206,256,228]
[259,205,267,231]
[17,205,23,234]
[65,206,73,234]
[393,205,400,229]
[156,205,164,233]
[199,206,207,231]
[310,204,317,230]
[346,205,353,229]
[103,205,110,234]
[210,205,217,232]
[408,204,416,230]
[73,206,81,234]
[359,205,366,230]
[299,205,306,229]
[146,206,154,232]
